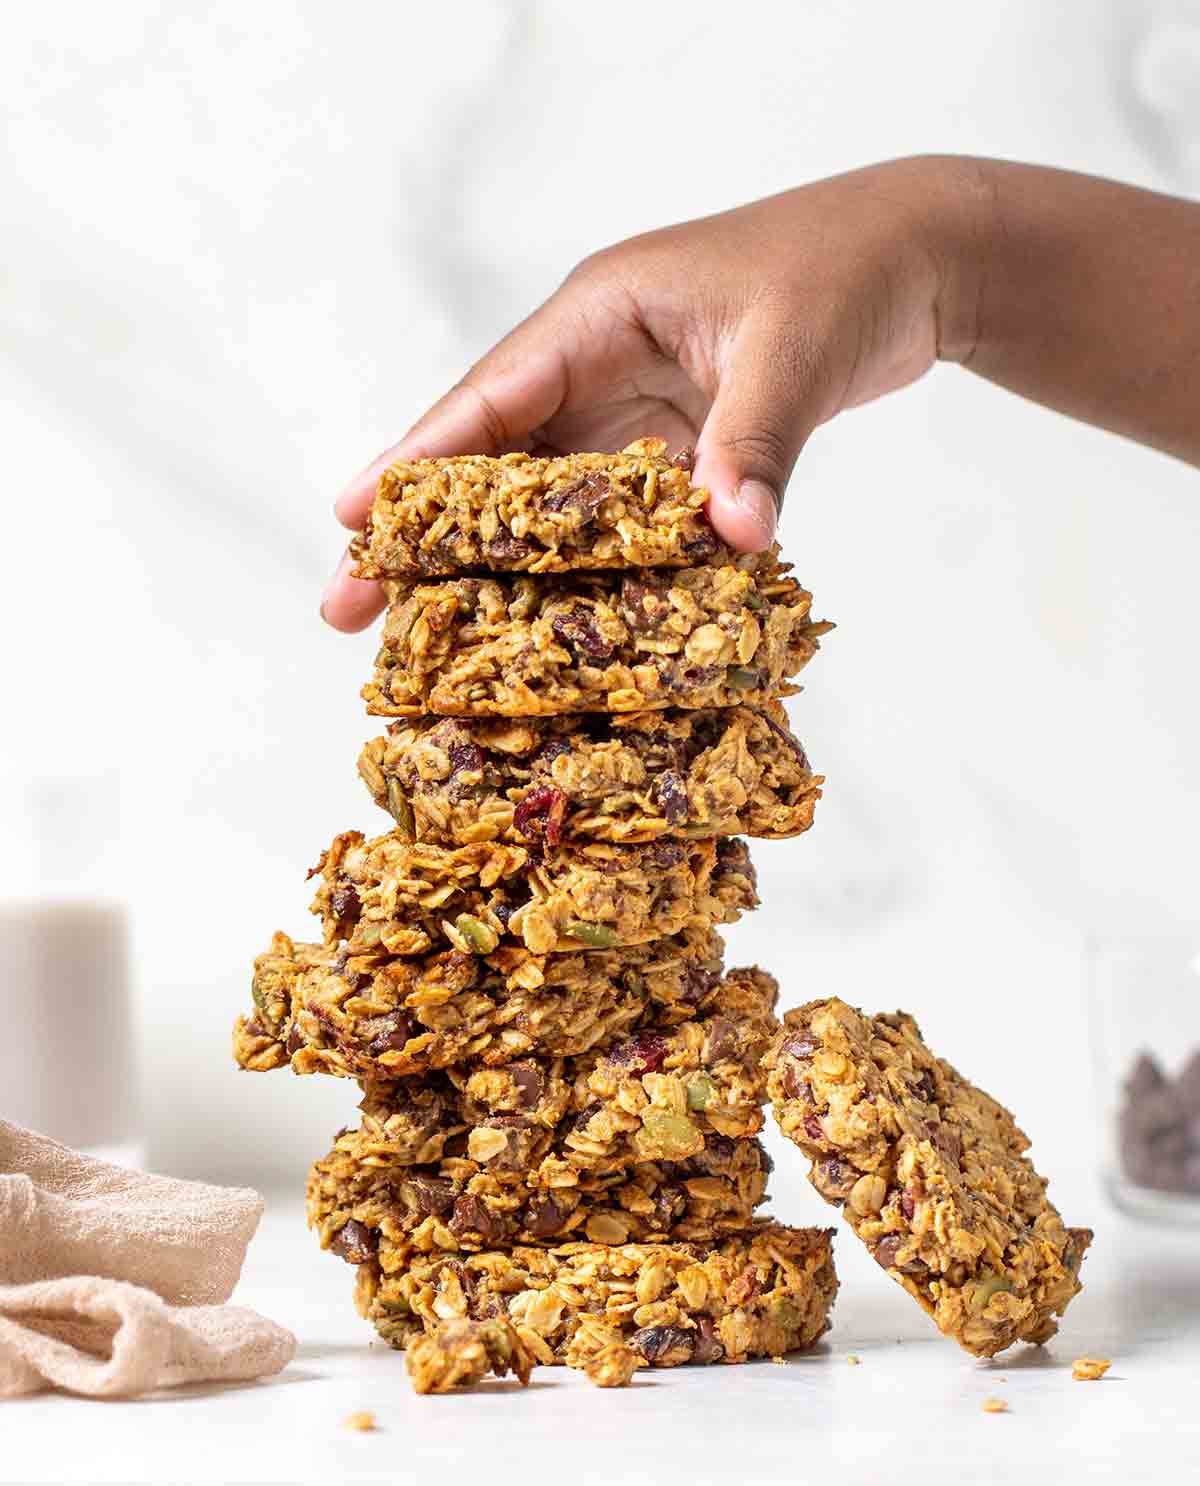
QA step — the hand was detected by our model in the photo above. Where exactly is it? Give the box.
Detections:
[322,154,1200,631]
[322,156,981,630]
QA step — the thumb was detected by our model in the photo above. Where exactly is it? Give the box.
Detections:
[694,320,825,552]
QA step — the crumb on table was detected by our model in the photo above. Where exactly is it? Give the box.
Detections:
[981,1397,1009,1414]
[1072,1357,1112,1382]
[345,1411,376,1431]
[846,1353,861,1366]
[582,1342,639,1389]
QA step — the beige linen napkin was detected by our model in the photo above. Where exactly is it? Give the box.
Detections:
[0,1120,295,1398]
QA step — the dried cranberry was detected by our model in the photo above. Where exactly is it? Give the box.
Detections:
[513,782,568,848]
[651,1186,687,1228]
[912,1070,936,1104]
[671,446,695,471]
[286,1023,304,1056]
[900,1188,917,1220]
[813,1158,856,1202]
[783,1034,817,1060]
[551,606,614,662]
[651,770,689,825]
[803,1113,825,1142]
[541,471,610,518]
[610,1030,668,1074]
[448,742,484,777]
[782,1066,814,1103]
[328,883,360,921]
[331,1218,377,1266]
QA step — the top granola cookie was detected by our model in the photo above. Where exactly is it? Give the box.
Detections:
[762,998,1092,1357]
[352,439,728,577]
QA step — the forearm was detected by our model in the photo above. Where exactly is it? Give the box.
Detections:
[939,157,1200,465]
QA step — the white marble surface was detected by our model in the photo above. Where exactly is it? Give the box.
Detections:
[2,1178,1195,1485]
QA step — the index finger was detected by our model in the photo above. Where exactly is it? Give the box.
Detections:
[334,321,573,532]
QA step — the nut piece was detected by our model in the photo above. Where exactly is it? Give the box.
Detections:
[582,1342,639,1389]
[344,1411,376,1431]
[847,1174,887,1216]
[564,921,620,949]
[406,1318,535,1395]
[981,1396,1009,1414]
[1071,1357,1112,1381]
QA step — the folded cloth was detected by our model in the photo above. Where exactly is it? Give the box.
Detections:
[0,1120,295,1398]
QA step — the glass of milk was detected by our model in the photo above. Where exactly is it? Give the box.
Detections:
[0,771,143,1167]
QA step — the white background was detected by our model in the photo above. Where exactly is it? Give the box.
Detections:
[2,0,1198,1216]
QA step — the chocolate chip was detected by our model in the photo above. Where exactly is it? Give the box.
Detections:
[286,1023,304,1056]
[510,1064,543,1109]
[782,1065,813,1103]
[873,1236,902,1270]
[542,471,610,518]
[331,1218,377,1266]
[551,606,614,662]
[631,1325,694,1363]
[651,770,689,825]
[900,1187,917,1220]
[783,1033,817,1060]
[812,1158,857,1203]
[521,1194,569,1238]
[408,1175,457,1216]
[449,1195,505,1244]
[912,1070,936,1104]
[513,782,568,848]
[681,524,719,561]
[642,839,684,871]
[803,1113,824,1142]
[681,967,719,1005]
[619,576,668,633]
[702,1017,737,1067]
[487,530,535,562]
[365,1010,414,1057]
[533,736,572,771]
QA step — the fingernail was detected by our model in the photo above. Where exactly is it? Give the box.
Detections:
[320,550,352,622]
[735,479,778,544]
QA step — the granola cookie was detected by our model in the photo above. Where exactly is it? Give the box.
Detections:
[358,704,821,848]
[362,553,829,718]
[329,967,778,1171]
[353,1222,837,1368]
[762,998,1093,1357]
[308,1132,772,1254]
[405,1318,535,1394]
[309,830,757,958]
[353,439,727,578]
[233,927,726,1079]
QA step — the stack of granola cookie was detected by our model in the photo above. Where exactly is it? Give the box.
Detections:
[234,440,839,1375]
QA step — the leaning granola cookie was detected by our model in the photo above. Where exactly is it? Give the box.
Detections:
[232,927,726,1079]
[358,704,821,847]
[762,999,1093,1357]
[352,1222,837,1368]
[308,1133,772,1254]
[309,830,757,958]
[331,967,779,1171]
[406,1318,535,1394]
[362,553,829,718]
[353,439,728,578]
